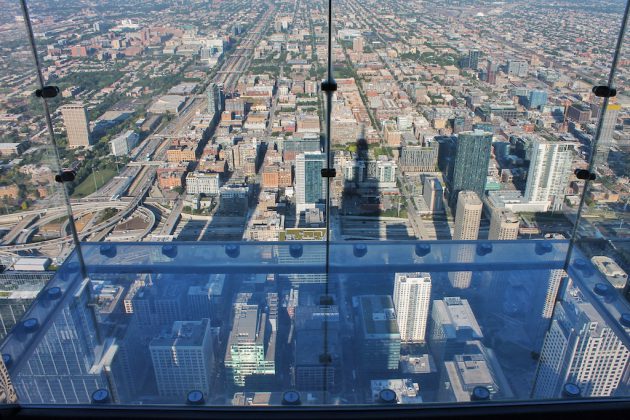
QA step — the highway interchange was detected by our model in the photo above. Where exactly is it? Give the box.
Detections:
[0,2,275,262]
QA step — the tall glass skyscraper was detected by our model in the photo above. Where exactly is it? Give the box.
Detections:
[527,90,548,110]
[296,152,326,213]
[13,280,108,404]
[449,130,492,207]
[468,49,480,70]
[357,295,401,374]
[224,304,275,387]
[150,319,214,400]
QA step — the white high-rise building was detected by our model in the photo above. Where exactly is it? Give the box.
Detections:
[524,138,575,212]
[150,319,214,400]
[533,286,630,398]
[393,272,432,342]
[352,36,364,53]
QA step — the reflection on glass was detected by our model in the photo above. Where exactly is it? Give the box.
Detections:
[1,241,628,406]
[1,0,630,410]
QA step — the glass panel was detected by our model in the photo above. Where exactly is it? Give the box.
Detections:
[19,0,329,248]
[1,242,329,405]
[573,0,630,310]
[4,241,630,406]
[0,0,82,378]
[330,0,625,246]
[2,0,629,410]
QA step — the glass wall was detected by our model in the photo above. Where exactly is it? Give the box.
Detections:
[0,0,630,409]
[0,0,81,348]
[573,0,630,305]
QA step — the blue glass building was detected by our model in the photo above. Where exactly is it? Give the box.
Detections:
[448,130,493,207]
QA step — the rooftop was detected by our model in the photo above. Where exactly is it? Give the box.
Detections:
[150,319,210,348]
[433,297,483,340]
[359,295,400,338]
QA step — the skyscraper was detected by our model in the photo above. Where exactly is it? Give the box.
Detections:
[423,177,444,213]
[507,59,528,77]
[541,269,564,320]
[357,295,401,373]
[524,138,575,212]
[295,152,326,213]
[453,191,482,240]
[294,329,339,390]
[488,208,519,240]
[439,342,514,402]
[276,235,326,285]
[353,36,364,53]
[150,319,214,400]
[468,49,480,70]
[393,272,432,343]
[450,191,482,289]
[61,103,92,148]
[527,90,548,110]
[207,82,220,116]
[430,297,483,363]
[282,134,321,162]
[225,304,276,387]
[399,141,439,173]
[132,281,186,329]
[13,280,109,404]
[531,267,567,349]
[0,263,54,341]
[449,130,492,207]
[533,289,630,398]
[0,357,16,404]
[486,58,497,84]
[594,103,621,166]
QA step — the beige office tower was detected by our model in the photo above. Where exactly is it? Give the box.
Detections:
[488,208,519,240]
[353,36,364,53]
[61,103,92,148]
[450,191,482,289]
[453,191,482,240]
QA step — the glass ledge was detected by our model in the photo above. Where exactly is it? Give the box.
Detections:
[1,241,629,407]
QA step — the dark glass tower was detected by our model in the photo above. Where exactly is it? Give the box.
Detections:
[449,130,493,207]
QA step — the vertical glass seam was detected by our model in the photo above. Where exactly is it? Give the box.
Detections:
[565,0,630,268]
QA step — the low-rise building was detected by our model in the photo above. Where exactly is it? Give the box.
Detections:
[157,165,187,190]
[591,256,628,291]
[148,95,186,114]
[262,163,292,188]
[186,172,220,195]
[0,142,29,157]
[110,130,139,156]
[371,379,423,404]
